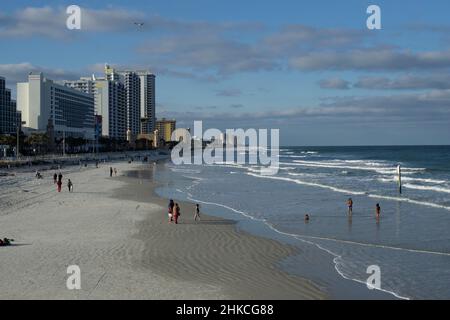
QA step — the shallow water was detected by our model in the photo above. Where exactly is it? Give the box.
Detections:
[154,145,450,299]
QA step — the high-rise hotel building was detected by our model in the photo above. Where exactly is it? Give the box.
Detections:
[105,65,156,136]
[60,65,156,141]
[0,76,21,135]
[138,71,156,134]
[17,73,95,139]
[63,76,126,140]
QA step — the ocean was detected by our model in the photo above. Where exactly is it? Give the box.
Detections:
[154,145,450,299]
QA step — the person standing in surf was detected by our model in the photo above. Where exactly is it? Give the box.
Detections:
[347,198,353,215]
[376,203,381,220]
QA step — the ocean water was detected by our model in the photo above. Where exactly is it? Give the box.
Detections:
[154,145,450,299]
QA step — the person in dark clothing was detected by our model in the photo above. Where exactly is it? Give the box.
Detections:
[110,167,113,177]
[168,199,175,222]
[67,179,73,192]
[53,173,57,184]
[58,172,63,183]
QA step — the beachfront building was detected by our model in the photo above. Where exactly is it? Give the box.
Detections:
[105,65,156,136]
[117,70,140,137]
[63,76,127,140]
[137,71,156,134]
[17,73,95,140]
[0,76,21,135]
[156,118,176,143]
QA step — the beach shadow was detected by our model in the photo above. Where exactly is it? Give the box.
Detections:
[0,243,32,248]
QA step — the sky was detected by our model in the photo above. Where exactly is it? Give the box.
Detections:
[1,0,450,145]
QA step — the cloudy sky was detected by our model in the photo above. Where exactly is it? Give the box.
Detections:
[1,0,450,145]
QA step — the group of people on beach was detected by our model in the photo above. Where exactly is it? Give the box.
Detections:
[109,167,118,177]
[52,172,73,193]
[347,198,381,219]
[167,200,201,224]
[0,238,14,247]
[304,198,382,223]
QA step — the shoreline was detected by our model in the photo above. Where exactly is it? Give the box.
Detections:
[150,161,399,300]
[117,165,327,299]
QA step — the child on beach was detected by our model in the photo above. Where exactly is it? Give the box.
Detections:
[67,179,73,192]
[194,204,201,221]
[304,214,310,222]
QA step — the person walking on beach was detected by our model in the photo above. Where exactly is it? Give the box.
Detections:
[67,179,73,192]
[347,198,353,215]
[375,203,381,220]
[173,203,181,224]
[114,168,117,176]
[58,172,63,183]
[53,173,57,184]
[110,167,113,177]
[168,199,175,223]
[194,204,201,221]
[57,179,62,192]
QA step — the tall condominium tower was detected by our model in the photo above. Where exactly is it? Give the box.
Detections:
[117,71,141,137]
[0,76,21,135]
[137,71,156,134]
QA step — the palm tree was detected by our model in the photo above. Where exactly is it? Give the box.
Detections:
[0,135,15,146]
[25,133,50,155]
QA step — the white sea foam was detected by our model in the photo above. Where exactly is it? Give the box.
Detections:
[285,160,425,175]
[246,172,450,211]
[403,183,450,194]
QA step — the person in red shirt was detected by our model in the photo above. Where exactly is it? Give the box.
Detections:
[173,203,181,224]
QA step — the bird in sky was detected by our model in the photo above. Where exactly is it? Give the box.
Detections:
[134,22,144,27]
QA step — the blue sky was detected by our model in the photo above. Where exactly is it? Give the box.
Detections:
[1,0,450,145]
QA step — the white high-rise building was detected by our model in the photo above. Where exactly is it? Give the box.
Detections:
[17,73,95,139]
[105,65,156,136]
[63,76,126,140]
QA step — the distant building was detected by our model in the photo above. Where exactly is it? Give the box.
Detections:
[17,73,95,140]
[118,70,141,137]
[105,65,156,136]
[60,64,156,142]
[0,76,21,135]
[63,76,127,140]
[137,71,156,134]
[156,118,176,142]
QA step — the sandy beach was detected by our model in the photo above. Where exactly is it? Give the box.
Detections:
[0,160,325,299]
